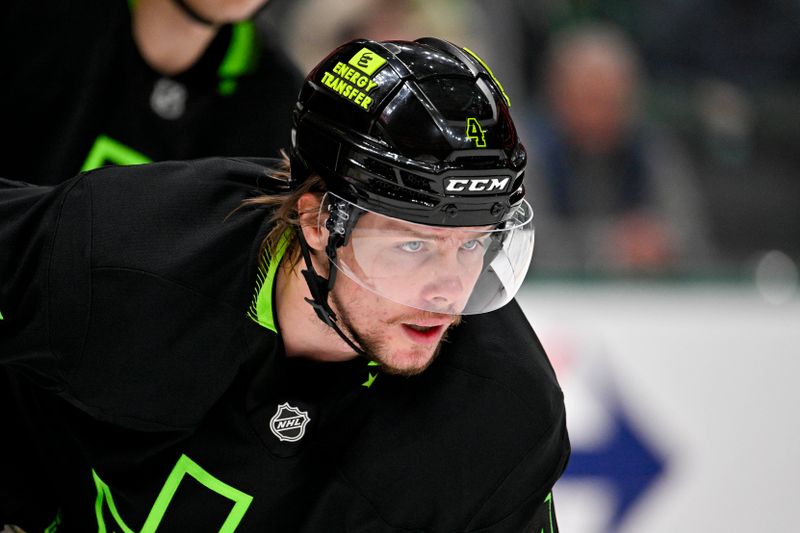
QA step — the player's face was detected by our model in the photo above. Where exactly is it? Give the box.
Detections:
[326,213,484,375]
[328,267,460,376]
[299,193,491,374]
[340,214,487,312]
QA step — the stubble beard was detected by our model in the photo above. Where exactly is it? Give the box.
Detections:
[329,291,456,376]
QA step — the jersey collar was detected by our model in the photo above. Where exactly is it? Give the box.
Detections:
[247,230,291,333]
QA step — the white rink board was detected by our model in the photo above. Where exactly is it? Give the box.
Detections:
[515,282,800,533]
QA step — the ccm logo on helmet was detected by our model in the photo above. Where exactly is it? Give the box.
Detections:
[444,177,510,193]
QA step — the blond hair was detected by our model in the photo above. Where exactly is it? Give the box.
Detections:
[240,151,326,268]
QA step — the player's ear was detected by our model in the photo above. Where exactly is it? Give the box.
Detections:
[297,193,326,251]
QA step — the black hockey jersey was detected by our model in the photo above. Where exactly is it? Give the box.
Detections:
[0,158,569,531]
[0,0,302,184]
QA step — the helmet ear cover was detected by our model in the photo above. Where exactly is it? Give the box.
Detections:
[323,197,361,264]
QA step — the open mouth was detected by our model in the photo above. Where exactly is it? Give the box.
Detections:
[406,324,437,332]
[401,323,446,344]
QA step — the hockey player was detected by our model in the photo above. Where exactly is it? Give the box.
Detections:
[0,38,569,531]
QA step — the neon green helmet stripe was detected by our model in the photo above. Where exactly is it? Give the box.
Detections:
[462,47,511,108]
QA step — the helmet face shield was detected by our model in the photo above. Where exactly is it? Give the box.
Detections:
[316,193,534,315]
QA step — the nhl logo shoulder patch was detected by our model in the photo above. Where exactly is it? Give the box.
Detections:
[269,402,311,442]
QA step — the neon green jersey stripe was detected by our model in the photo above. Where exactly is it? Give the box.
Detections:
[248,229,291,333]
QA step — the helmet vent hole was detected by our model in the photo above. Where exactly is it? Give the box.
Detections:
[363,158,399,183]
[452,155,503,168]
[399,171,435,193]
[368,178,437,207]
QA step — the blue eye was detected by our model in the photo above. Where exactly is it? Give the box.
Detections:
[400,241,424,252]
[462,239,481,251]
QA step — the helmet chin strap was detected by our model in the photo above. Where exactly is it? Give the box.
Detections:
[296,229,372,360]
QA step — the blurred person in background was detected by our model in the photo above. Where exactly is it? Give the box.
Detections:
[279,0,488,76]
[641,0,800,265]
[524,23,714,275]
[0,1,301,529]
[0,0,302,184]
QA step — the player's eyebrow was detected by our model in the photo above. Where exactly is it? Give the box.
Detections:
[378,219,492,241]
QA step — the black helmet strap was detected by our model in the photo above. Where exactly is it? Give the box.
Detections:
[296,217,371,361]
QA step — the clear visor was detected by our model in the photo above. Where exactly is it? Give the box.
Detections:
[316,192,535,315]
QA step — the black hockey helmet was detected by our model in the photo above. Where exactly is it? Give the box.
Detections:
[290,37,527,228]
[291,38,535,325]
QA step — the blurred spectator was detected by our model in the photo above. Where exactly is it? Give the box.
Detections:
[524,23,714,275]
[643,0,800,88]
[0,0,302,184]
[277,0,533,152]
[280,0,483,74]
[639,0,800,263]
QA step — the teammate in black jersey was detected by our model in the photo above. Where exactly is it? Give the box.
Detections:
[0,0,301,184]
[1,38,569,532]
